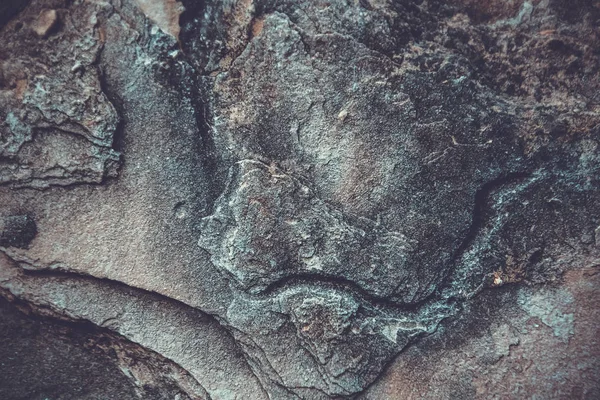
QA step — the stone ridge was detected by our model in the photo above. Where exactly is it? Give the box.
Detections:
[199,159,417,300]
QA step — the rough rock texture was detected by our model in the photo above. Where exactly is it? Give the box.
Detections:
[0,1,120,188]
[0,0,598,399]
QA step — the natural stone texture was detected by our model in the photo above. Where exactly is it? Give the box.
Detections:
[0,0,598,399]
[361,267,600,399]
[0,0,120,188]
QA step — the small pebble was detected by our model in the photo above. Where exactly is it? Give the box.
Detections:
[32,9,58,38]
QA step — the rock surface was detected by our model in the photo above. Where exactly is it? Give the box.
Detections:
[0,0,598,399]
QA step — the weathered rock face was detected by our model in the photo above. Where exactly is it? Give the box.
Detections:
[0,1,120,188]
[0,0,598,399]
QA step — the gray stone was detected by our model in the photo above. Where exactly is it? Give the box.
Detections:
[0,0,598,398]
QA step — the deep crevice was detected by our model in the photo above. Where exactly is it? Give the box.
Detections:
[255,272,435,313]
[453,171,532,263]
[0,291,213,400]
[242,171,533,315]
[98,65,126,155]
[436,170,534,295]
[0,254,259,395]
[186,71,227,217]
